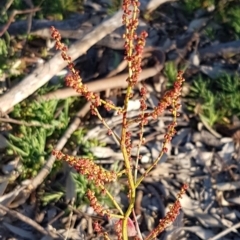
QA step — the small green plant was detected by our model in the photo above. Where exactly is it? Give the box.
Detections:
[0,32,19,79]
[0,37,9,77]
[7,126,50,178]
[182,0,202,13]
[164,61,178,88]
[204,25,216,40]
[106,0,122,15]
[34,0,84,20]
[181,0,240,38]
[6,84,71,178]
[187,73,240,126]
[1,0,84,21]
[50,0,187,239]
[217,1,240,37]
[73,172,114,206]
[181,0,215,13]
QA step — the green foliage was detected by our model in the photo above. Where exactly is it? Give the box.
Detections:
[204,26,216,40]
[164,61,178,88]
[181,0,201,13]
[106,0,122,15]
[73,172,113,207]
[7,126,50,178]
[0,32,17,78]
[0,38,8,56]
[27,93,107,206]
[41,191,64,205]
[228,7,240,35]
[182,0,240,38]
[164,61,187,88]
[217,1,240,37]
[187,74,240,126]
[12,83,65,119]
[181,0,215,13]
[6,84,71,178]
[1,0,84,23]
[71,128,105,158]
[34,0,84,20]
[181,0,240,37]
[0,38,9,77]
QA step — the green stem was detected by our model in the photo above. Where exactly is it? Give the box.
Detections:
[102,185,124,216]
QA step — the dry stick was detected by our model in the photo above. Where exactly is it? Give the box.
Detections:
[0,203,59,238]
[1,0,171,38]
[132,209,143,240]
[0,10,123,115]
[0,117,53,128]
[209,222,240,240]
[199,40,240,60]
[0,7,41,37]
[39,65,164,101]
[23,0,35,35]
[29,102,90,190]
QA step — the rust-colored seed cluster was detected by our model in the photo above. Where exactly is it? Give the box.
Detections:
[51,27,85,93]
[87,190,110,217]
[115,219,123,240]
[152,71,184,120]
[140,86,147,112]
[134,71,185,154]
[93,221,110,239]
[161,71,185,151]
[151,71,185,119]
[122,0,148,86]
[93,221,103,233]
[50,26,116,114]
[51,0,187,237]
[146,184,188,239]
[125,131,132,156]
[52,150,117,186]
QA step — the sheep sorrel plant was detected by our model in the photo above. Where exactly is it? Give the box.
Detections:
[51,0,187,239]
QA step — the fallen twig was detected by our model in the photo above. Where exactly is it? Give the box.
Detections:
[199,40,240,60]
[209,222,240,240]
[0,7,41,37]
[0,117,53,128]
[0,203,60,238]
